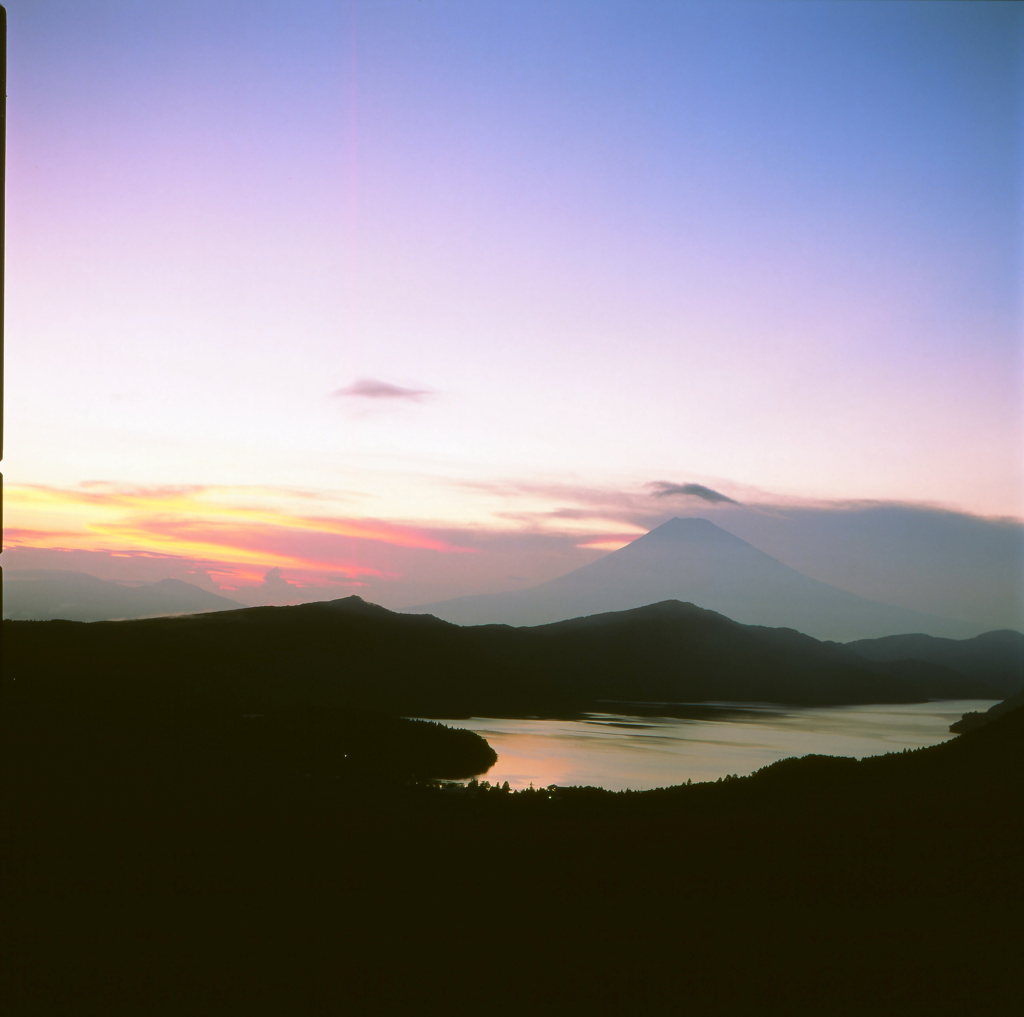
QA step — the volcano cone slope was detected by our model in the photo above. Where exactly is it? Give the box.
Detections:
[412,518,977,640]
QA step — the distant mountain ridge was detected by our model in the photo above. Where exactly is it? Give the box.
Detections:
[847,629,1024,697]
[2,569,243,621]
[410,517,979,641]
[5,595,1007,720]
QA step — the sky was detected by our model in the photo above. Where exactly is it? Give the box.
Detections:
[3,0,1023,622]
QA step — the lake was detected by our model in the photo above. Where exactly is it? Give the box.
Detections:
[437,699,1000,791]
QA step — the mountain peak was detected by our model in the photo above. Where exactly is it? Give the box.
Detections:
[633,516,749,546]
[323,595,396,617]
[649,516,718,534]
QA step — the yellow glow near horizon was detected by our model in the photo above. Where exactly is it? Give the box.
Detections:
[3,483,475,580]
[577,538,637,552]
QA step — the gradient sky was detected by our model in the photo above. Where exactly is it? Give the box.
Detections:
[4,1,1023,615]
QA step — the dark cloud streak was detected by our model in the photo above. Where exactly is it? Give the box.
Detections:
[331,378,432,401]
[649,482,740,504]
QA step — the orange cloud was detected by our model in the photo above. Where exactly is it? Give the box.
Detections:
[576,538,634,552]
[91,516,387,578]
[3,483,474,586]
[4,527,94,547]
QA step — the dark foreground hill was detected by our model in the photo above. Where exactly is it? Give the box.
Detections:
[6,596,1019,1012]
[950,686,1024,733]
[3,596,1005,722]
[6,654,1022,1017]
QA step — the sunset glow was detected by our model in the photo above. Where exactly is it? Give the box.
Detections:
[3,0,1021,618]
[3,483,477,586]
[576,539,638,553]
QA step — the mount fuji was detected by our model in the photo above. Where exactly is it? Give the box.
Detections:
[411,517,979,641]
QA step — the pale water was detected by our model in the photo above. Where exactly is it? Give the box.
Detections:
[438,700,1000,791]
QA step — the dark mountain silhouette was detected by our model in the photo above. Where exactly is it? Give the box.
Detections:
[7,598,1021,1016]
[4,595,1001,720]
[514,600,994,706]
[410,517,978,640]
[2,568,243,621]
[847,628,1024,697]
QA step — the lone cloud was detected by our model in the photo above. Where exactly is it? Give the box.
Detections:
[649,481,739,505]
[332,378,432,401]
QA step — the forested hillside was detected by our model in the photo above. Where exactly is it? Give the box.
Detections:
[5,597,1009,724]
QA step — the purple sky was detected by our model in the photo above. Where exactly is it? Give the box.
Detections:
[3,1,1022,621]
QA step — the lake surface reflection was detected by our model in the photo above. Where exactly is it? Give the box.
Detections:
[438,700,1000,791]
